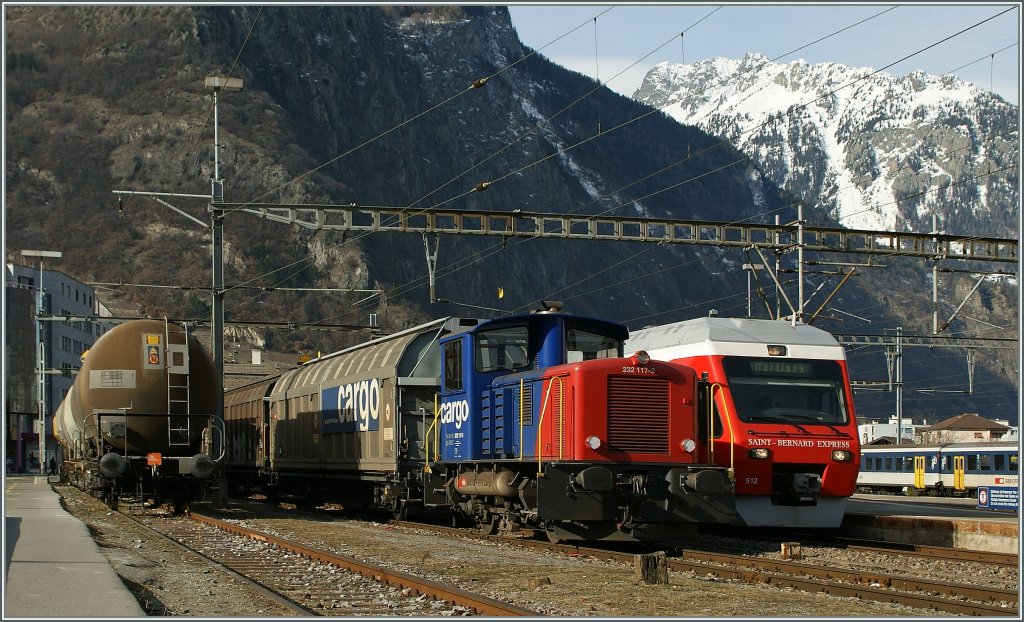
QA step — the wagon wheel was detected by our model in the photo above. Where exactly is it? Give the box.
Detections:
[478,514,499,536]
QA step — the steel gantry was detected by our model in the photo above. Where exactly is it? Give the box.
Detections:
[213,202,1018,264]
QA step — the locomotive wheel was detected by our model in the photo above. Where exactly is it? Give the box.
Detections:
[545,529,561,544]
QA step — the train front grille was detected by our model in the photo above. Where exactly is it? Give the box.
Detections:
[607,376,669,454]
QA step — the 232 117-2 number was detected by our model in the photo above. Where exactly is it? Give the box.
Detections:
[621,366,656,374]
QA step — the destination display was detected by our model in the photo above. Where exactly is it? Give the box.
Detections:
[749,360,814,377]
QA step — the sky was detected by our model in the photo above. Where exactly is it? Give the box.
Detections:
[506,3,1021,106]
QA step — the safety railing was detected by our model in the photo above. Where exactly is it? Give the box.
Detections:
[710,383,737,482]
[535,375,565,477]
[423,395,441,470]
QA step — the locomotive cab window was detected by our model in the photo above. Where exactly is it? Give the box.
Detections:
[475,326,529,373]
[566,327,620,363]
[721,357,849,425]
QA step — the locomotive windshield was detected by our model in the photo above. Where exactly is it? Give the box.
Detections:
[476,325,530,372]
[722,357,849,425]
[566,327,620,362]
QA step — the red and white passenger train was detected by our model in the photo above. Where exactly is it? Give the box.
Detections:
[626,316,860,528]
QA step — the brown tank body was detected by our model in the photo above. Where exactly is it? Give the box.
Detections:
[55,319,220,457]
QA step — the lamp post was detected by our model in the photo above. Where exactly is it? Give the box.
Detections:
[204,75,242,429]
[21,249,62,475]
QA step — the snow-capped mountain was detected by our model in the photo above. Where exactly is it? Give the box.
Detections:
[633,53,1018,236]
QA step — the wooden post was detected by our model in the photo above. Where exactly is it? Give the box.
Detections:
[780,542,802,560]
[634,551,669,584]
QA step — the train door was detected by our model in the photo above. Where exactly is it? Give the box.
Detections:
[953,455,966,492]
[258,405,270,471]
[913,455,926,491]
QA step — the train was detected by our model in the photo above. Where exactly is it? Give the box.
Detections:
[224,305,736,544]
[624,316,860,529]
[54,319,224,512]
[856,441,1019,497]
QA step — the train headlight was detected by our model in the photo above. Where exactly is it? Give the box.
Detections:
[633,350,651,365]
[748,448,771,460]
[586,435,602,450]
[680,438,696,453]
[831,450,853,462]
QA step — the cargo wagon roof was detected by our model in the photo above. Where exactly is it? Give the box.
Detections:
[271,316,476,396]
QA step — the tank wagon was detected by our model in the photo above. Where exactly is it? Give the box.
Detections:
[54,319,223,511]
[225,307,735,544]
[626,316,860,529]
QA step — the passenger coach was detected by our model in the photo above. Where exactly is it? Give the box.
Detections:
[857,441,1019,496]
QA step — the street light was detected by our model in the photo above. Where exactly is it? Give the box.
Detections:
[21,249,62,475]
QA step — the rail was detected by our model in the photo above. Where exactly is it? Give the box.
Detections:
[189,512,538,616]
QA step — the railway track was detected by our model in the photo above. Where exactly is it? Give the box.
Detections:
[392,520,1019,617]
[119,509,537,616]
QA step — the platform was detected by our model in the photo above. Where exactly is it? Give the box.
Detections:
[844,493,1019,554]
[3,474,145,618]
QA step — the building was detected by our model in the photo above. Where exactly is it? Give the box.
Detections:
[915,413,1014,444]
[857,416,919,445]
[4,263,111,473]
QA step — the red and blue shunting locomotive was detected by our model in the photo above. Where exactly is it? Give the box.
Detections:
[224,305,735,543]
[626,316,860,529]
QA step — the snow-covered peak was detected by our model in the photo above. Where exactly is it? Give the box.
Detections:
[633,55,1016,235]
